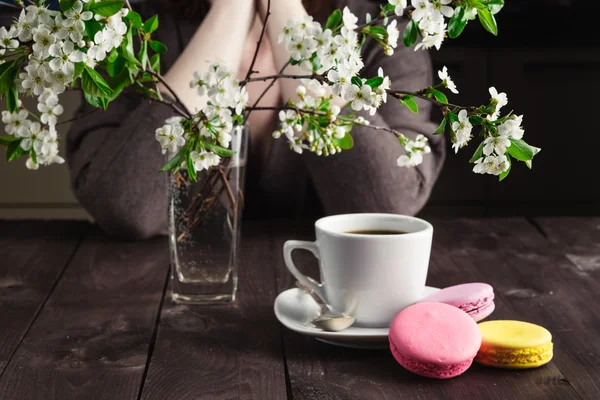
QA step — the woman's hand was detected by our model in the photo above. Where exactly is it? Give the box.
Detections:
[161,0,255,113]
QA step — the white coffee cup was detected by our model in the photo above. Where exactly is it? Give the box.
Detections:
[283,213,433,328]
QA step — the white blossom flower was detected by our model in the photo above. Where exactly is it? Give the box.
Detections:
[20,121,43,151]
[389,0,408,16]
[0,26,19,52]
[48,15,69,40]
[189,71,209,96]
[155,124,186,154]
[32,27,56,58]
[26,157,39,170]
[438,66,458,94]
[21,66,47,96]
[397,152,423,167]
[415,31,445,51]
[487,86,508,121]
[483,134,511,156]
[191,151,221,172]
[49,40,83,75]
[27,5,57,25]
[37,97,64,126]
[473,155,509,175]
[14,10,36,42]
[64,1,93,32]
[498,115,524,140]
[327,66,352,97]
[233,86,248,115]
[45,70,71,93]
[217,131,232,148]
[344,84,373,111]
[411,0,433,22]
[432,0,454,18]
[278,20,299,45]
[342,7,358,30]
[376,67,391,103]
[385,19,400,55]
[286,36,317,61]
[2,110,30,136]
[451,109,473,153]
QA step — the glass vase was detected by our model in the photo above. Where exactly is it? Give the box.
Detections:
[168,126,248,304]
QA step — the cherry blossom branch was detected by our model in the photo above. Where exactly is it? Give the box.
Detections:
[246,105,327,116]
[244,0,271,81]
[387,89,477,112]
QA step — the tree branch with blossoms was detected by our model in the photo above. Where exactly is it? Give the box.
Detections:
[0,0,538,185]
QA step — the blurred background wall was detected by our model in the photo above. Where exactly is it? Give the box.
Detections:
[1,0,598,220]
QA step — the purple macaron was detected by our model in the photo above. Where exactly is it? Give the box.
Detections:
[418,283,495,321]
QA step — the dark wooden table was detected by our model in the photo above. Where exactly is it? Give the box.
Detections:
[0,218,599,400]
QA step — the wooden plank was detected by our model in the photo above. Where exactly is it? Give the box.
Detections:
[534,217,600,275]
[431,218,600,400]
[0,221,88,375]
[139,222,288,400]
[273,219,583,400]
[0,226,170,400]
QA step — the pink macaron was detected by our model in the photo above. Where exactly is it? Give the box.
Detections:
[418,282,495,322]
[389,302,482,379]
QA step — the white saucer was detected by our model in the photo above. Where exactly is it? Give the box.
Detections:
[274,286,440,349]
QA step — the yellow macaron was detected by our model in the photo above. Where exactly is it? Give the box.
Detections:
[476,320,553,369]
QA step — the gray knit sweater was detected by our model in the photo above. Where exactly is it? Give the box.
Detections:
[66,0,445,239]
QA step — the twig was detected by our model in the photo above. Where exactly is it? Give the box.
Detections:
[0,1,21,10]
[246,105,327,116]
[56,108,101,126]
[244,0,271,82]
[147,71,192,118]
[388,89,478,111]
[217,166,238,229]
[243,74,323,84]
[242,59,291,124]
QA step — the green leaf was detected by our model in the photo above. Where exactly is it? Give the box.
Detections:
[434,118,447,135]
[7,86,18,113]
[202,141,235,157]
[478,8,498,36]
[402,97,419,114]
[469,115,484,125]
[126,11,143,29]
[90,1,125,17]
[430,89,448,104]
[84,18,103,40]
[135,85,160,100]
[6,139,25,162]
[186,151,197,182]
[448,6,468,38]
[106,56,125,77]
[499,156,511,181]
[447,111,459,124]
[0,135,20,146]
[84,92,109,109]
[107,48,119,63]
[149,40,167,54]
[105,70,132,100]
[351,76,362,87]
[160,147,185,172]
[119,45,142,67]
[138,40,148,70]
[143,15,159,34]
[150,54,161,73]
[507,138,535,161]
[0,60,20,97]
[325,9,342,30]
[332,132,354,150]
[469,141,485,163]
[59,0,77,11]
[402,19,418,47]
[82,66,113,98]
[525,160,532,169]
[368,25,388,42]
[364,76,383,88]
[72,62,85,82]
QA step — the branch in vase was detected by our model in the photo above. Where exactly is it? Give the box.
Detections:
[146,71,193,118]
[244,0,272,82]
[243,74,324,84]
[242,59,291,125]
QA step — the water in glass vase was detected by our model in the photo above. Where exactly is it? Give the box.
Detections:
[168,126,248,304]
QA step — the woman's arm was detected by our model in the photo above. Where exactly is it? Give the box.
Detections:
[161,0,255,112]
[67,4,254,240]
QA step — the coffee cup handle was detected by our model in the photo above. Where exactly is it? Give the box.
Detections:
[283,240,325,299]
